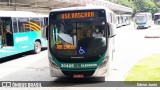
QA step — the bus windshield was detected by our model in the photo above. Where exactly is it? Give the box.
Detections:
[135,15,147,23]
[49,10,108,62]
[154,15,160,22]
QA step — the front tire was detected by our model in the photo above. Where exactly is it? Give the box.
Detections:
[32,41,41,54]
[137,27,139,29]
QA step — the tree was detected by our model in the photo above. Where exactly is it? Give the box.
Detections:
[106,0,160,14]
[133,0,159,14]
[118,0,135,8]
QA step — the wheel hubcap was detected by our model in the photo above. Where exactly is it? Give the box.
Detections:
[35,43,41,52]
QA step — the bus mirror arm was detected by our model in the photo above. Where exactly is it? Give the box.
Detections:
[109,34,116,38]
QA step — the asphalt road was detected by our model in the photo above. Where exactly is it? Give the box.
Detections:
[0,23,160,90]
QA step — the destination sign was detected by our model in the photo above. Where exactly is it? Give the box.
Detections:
[61,12,95,20]
[56,44,76,50]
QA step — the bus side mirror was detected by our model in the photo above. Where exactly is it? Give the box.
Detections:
[42,26,48,40]
[110,29,116,38]
[107,23,116,38]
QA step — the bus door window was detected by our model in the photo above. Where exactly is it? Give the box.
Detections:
[1,17,13,46]
[50,24,56,47]
[0,18,2,47]
[29,18,41,33]
[55,23,63,42]
[1,19,6,46]
[51,24,60,44]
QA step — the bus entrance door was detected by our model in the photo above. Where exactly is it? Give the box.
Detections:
[0,17,14,58]
[0,18,3,57]
[1,17,13,47]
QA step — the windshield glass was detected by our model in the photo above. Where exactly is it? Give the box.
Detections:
[154,15,160,21]
[135,15,147,23]
[49,10,108,62]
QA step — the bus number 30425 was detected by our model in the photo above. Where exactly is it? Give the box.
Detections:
[61,64,74,68]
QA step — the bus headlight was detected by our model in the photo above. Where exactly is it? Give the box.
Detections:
[99,60,107,68]
[49,57,58,68]
[99,56,109,68]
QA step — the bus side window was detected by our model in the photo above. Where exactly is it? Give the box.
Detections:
[12,18,18,33]
[18,18,30,32]
[30,18,41,32]
[39,18,43,29]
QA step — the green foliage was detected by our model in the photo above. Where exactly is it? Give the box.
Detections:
[134,0,159,14]
[117,0,135,9]
[107,0,160,14]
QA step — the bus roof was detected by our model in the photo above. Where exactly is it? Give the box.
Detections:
[50,6,114,13]
[136,12,152,15]
[154,13,160,15]
[115,14,121,17]
[122,14,131,16]
[0,11,48,18]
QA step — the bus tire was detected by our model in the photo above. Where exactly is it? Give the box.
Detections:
[32,41,41,54]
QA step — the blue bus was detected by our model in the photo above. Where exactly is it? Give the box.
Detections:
[0,11,48,59]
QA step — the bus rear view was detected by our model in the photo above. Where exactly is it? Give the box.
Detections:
[47,7,114,78]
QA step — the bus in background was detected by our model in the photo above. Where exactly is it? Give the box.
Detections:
[154,13,160,25]
[134,12,152,29]
[116,14,131,28]
[116,14,122,28]
[43,6,116,78]
[0,11,48,59]
[121,15,126,26]
[122,14,132,26]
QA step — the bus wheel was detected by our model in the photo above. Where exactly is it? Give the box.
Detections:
[33,41,41,54]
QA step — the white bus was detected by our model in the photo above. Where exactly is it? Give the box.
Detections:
[154,13,160,25]
[116,14,131,28]
[116,14,123,28]
[43,6,116,78]
[134,12,152,29]
[122,14,132,26]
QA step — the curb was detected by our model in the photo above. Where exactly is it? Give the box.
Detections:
[145,36,160,38]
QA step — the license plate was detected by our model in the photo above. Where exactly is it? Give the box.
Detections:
[73,74,84,78]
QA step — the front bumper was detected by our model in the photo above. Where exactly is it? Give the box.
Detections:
[49,63,109,78]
